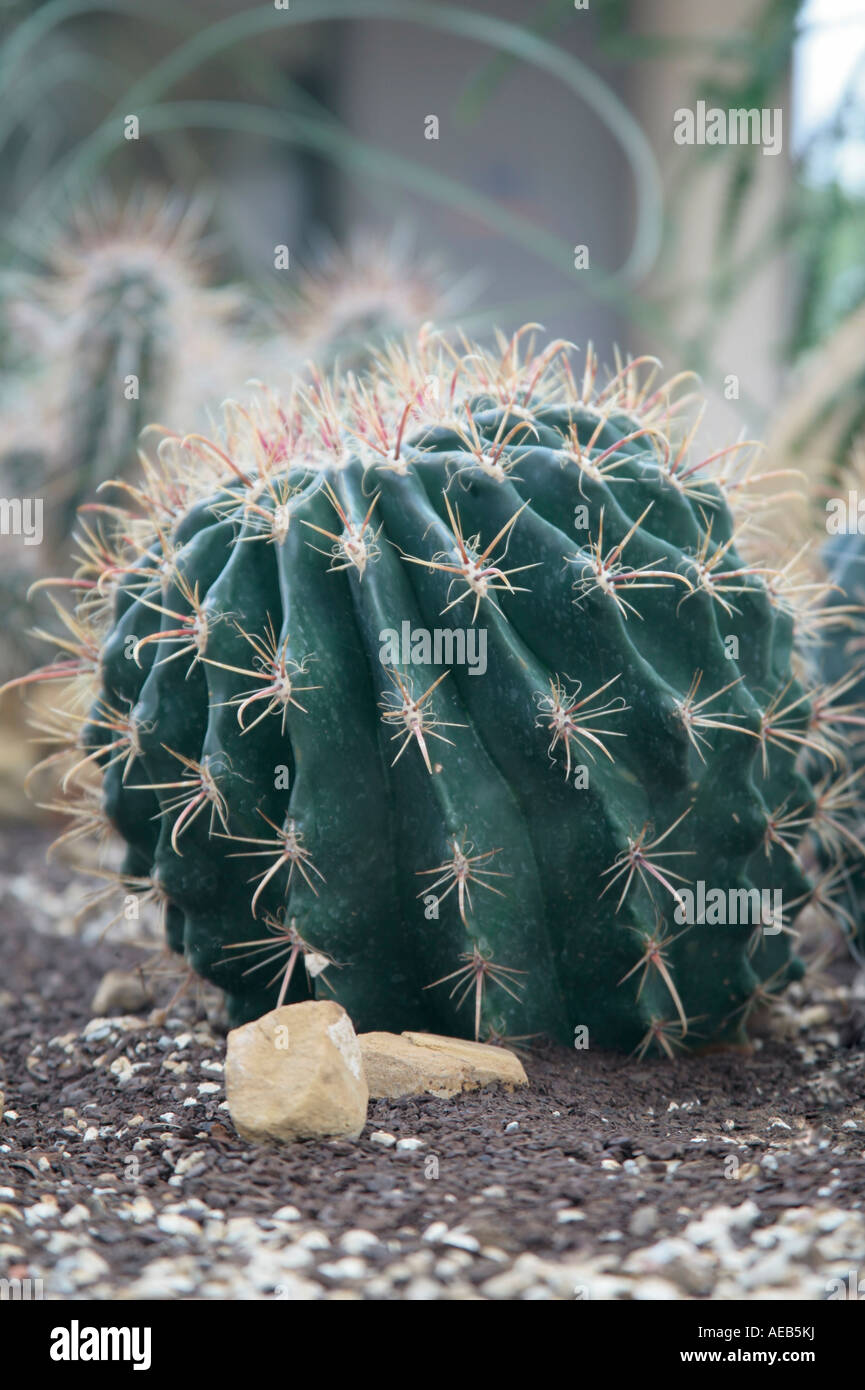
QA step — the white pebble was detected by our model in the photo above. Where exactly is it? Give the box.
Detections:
[59,1205,90,1228]
[422,1221,449,1244]
[319,1256,367,1281]
[442,1230,480,1253]
[339,1229,381,1255]
[156,1212,202,1239]
[272,1205,301,1222]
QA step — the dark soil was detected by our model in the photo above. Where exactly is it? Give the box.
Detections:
[2,825,865,1297]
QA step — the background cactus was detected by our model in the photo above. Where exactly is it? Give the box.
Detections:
[270,231,470,373]
[5,192,247,544]
[24,327,857,1053]
[0,188,254,768]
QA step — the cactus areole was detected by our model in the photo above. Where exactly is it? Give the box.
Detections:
[36,327,831,1053]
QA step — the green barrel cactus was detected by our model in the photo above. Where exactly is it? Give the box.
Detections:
[24,329,844,1052]
[813,457,865,954]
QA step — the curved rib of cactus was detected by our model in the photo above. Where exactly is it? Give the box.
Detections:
[812,443,865,953]
[20,328,846,1051]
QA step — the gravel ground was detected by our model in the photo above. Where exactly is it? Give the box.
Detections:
[2,826,865,1301]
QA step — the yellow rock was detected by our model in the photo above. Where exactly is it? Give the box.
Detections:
[225,1000,368,1144]
[359,1030,528,1100]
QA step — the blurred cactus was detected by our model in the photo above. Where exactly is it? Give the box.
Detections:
[5,191,249,544]
[0,190,254,678]
[268,230,472,373]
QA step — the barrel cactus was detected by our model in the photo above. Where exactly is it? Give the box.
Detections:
[812,444,865,953]
[21,328,850,1052]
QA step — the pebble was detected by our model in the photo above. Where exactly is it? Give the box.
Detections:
[555,1208,585,1224]
[59,1204,90,1228]
[157,1213,202,1239]
[369,1131,397,1147]
[272,1205,301,1223]
[628,1206,659,1239]
[54,1248,110,1288]
[318,1257,367,1281]
[339,1229,381,1255]
[404,1277,443,1300]
[441,1230,480,1253]
[24,1198,59,1226]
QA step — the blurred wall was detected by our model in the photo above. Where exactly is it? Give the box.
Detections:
[331,0,632,355]
[629,0,794,444]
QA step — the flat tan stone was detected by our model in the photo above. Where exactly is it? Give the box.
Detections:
[226,1001,368,1143]
[359,1030,528,1100]
[91,969,152,1017]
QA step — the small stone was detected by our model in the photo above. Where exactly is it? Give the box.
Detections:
[369,1130,397,1147]
[504,1121,519,1134]
[481,1266,536,1299]
[442,1230,480,1253]
[623,1237,716,1297]
[359,1030,527,1100]
[59,1205,90,1228]
[55,1248,109,1288]
[339,1229,381,1255]
[318,1256,367,1281]
[225,1001,368,1144]
[736,1163,761,1181]
[396,1137,424,1152]
[46,1231,84,1255]
[404,1277,442,1300]
[628,1206,659,1239]
[23,1198,59,1226]
[556,1209,585,1225]
[422,1221,449,1244]
[172,1149,208,1179]
[297,1230,331,1252]
[156,1213,201,1239]
[91,968,152,1017]
[122,1197,155,1224]
[272,1205,301,1222]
